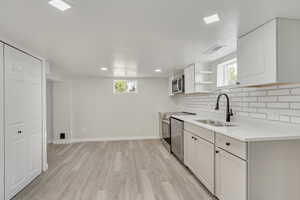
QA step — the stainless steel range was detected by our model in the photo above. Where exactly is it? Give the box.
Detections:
[159,112,195,153]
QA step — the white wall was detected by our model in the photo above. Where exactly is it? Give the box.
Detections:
[53,80,73,143]
[52,77,174,142]
[46,80,53,143]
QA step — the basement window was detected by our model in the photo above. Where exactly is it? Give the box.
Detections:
[113,80,138,94]
[217,58,237,87]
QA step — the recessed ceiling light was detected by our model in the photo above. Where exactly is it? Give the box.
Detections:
[203,14,220,24]
[100,67,108,71]
[48,0,71,11]
[155,69,162,72]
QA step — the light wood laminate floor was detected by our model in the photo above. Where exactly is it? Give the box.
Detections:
[13,140,215,200]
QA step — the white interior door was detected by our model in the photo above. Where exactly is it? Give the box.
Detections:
[5,45,42,200]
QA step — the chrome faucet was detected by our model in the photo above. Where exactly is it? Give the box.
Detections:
[215,93,233,122]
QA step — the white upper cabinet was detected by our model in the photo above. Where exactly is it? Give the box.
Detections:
[184,64,195,94]
[237,18,300,86]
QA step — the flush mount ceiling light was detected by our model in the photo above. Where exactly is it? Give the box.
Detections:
[203,14,220,24]
[154,69,162,72]
[48,0,71,11]
[100,67,108,71]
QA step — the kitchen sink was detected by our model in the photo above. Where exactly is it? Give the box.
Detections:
[195,119,236,127]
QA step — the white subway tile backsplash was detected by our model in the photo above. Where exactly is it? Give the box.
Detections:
[249,102,266,108]
[236,111,249,117]
[290,103,300,109]
[291,88,300,95]
[174,84,300,124]
[279,115,290,122]
[243,107,257,112]
[258,96,277,102]
[291,116,300,124]
[267,103,289,109]
[267,112,280,121]
[278,96,300,102]
[243,96,258,102]
[268,89,290,96]
[249,113,267,119]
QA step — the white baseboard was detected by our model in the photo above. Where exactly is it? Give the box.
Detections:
[52,140,72,144]
[71,136,160,143]
[43,163,48,172]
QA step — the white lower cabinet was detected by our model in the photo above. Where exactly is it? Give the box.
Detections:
[193,135,214,193]
[184,123,300,200]
[184,130,214,193]
[215,148,247,200]
[184,131,194,169]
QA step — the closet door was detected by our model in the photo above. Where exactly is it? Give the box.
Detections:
[5,45,42,199]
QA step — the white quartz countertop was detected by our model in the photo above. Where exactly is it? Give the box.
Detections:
[172,112,300,142]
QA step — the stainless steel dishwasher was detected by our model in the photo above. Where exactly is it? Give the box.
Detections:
[170,117,184,162]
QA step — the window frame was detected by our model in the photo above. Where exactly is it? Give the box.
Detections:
[217,58,237,88]
[113,79,138,94]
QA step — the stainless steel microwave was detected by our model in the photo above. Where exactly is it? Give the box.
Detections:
[172,75,184,94]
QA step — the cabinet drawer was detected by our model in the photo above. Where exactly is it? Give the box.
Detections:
[184,122,214,143]
[216,133,247,160]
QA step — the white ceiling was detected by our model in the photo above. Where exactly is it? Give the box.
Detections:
[0,0,300,77]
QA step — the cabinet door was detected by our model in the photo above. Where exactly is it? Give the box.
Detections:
[215,148,247,200]
[193,136,214,193]
[184,131,194,169]
[184,65,195,94]
[237,19,277,86]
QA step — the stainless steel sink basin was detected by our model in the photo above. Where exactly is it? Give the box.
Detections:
[195,119,236,127]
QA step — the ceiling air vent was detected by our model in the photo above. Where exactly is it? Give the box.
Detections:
[203,44,227,55]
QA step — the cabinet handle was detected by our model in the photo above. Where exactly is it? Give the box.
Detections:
[226,142,231,146]
[236,81,240,85]
[17,130,22,134]
[215,150,219,154]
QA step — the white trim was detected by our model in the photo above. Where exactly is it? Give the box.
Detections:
[52,139,72,144]
[42,60,48,172]
[71,136,160,143]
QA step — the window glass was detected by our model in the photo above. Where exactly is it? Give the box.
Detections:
[217,58,237,87]
[113,80,137,94]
